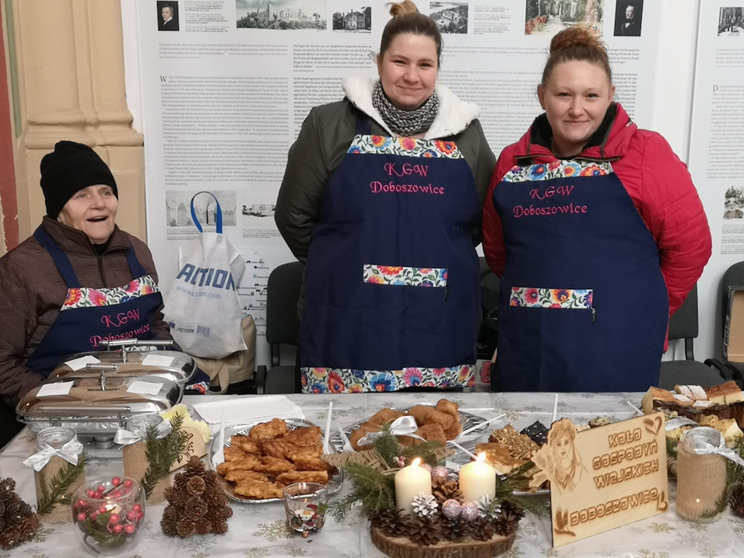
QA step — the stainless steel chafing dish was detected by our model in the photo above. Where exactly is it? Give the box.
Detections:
[47,340,196,393]
[16,373,181,443]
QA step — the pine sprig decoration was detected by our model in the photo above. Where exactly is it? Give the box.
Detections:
[328,463,396,521]
[141,413,191,499]
[701,434,744,519]
[35,454,86,515]
[372,425,444,468]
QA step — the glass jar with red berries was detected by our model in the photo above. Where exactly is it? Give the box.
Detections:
[72,476,146,556]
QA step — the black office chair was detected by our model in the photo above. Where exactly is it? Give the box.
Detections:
[256,261,304,394]
[659,285,729,389]
[478,257,500,360]
[710,261,744,385]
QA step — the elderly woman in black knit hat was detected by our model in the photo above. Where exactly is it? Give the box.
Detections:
[0,141,207,445]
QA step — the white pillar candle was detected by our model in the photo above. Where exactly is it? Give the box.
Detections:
[394,458,432,514]
[459,453,496,503]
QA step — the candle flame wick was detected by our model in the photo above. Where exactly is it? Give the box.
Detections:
[411,457,422,467]
[475,452,485,464]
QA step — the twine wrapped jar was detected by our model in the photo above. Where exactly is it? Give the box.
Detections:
[676,427,727,523]
[32,427,86,523]
[122,415,171,505]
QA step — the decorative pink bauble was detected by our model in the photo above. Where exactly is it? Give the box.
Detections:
[442,499,462,520]
[431,466,448,480]
[460,501,479,522]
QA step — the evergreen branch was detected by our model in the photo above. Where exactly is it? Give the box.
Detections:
[36,454,86,515]
[502,494,550,517]
[373,425,401,468]
[141,414,190,498]
[666,436,678,460]
[700,435,744,519]
[327,462,396,521]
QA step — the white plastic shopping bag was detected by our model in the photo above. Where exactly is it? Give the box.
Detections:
[163,192,247,359]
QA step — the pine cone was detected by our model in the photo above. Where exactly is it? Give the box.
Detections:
[0,478,16,501]
[186,476,206,496]
[185,496,208,518]
[731,483,744,517]
[213,520,229,534]
[204,490,227,508]
[176,517,196,538]
[195,518,213,535]
[493,501,524,536]
[440,517,466,542]
[202,470,219,490]
[162,505,178,523]
[184,456,206,476]
[0,514,39,550]
[471,517,496,541]
[164,486,177,503]
[432,478,462,504]
[372,508,406,537]
[221,505,234,520]
[161,517,178,537]
[404,517,442,547]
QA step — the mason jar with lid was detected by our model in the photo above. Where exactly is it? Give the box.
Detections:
[33,426,85,523]
[676,426,728,522]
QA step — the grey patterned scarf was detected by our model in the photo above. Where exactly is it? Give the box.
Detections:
[372,80,439,137]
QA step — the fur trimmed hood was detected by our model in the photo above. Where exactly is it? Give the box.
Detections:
[342,76,481,140]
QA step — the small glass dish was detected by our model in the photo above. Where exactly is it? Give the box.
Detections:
[72,476,145,556]
[283,482,328,537]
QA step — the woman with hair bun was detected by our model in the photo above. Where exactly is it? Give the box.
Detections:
[482,26,711,392]
[276,0,495,393]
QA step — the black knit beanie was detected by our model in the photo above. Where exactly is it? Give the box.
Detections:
[40,141,118,219]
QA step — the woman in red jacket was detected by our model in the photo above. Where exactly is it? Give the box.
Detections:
[482,27,711,392]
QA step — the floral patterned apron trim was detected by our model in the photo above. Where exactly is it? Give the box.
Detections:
[347,135,463,159]
[61,275,160,311]
[509,287,593,309]
[300,365,475,393]
[501,160,614,183]
[363,265,447,287]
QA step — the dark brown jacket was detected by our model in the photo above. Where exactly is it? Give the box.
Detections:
[0,217,171,403]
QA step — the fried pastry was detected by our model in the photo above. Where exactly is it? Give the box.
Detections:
[224,445,246,462]
[249,418,289,441]
[435,399,460,421]
[276,470,329,485]
[262,439,303,460]
[253,455,296,475]
[408,405,434,426]
[415,423,447,444]
[224,469,269,483]
[216,455,262,475]
[475,442,527,473]
[234,481,286,499]
[366,408,405,427]
[230,435,262,454]
[289,453,332,471]
[282,425,322,447]
[350,427,375,451]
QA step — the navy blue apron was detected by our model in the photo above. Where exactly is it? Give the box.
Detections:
[27,226,163,377]
[491,159,668,392]
[300,118,481,393]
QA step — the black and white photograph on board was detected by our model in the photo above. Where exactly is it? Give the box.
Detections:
[614,0,643,37]
[430,2,468,34]
[724,187,744,219]
[332,6,372,32]
[719,7,744,36]
[236,0,326,30]
[525,0,603,37]
[157,1,180,31]
[165,191,237,229]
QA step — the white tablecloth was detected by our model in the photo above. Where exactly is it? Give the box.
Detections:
[4,391,744,558]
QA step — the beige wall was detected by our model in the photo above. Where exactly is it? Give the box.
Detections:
[4,0,146,249]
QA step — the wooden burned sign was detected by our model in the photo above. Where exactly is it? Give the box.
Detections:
[529,414,668,547]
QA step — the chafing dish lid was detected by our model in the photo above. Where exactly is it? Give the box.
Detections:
[16,375,181,420]
[49,348,196,385]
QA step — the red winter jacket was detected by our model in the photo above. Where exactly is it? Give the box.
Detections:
[482,103,711,317]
